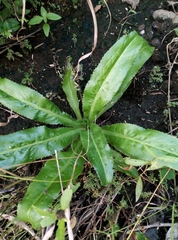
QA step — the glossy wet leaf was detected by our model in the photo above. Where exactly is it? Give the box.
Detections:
[17,142,84,229]
[62,60,82,119]
[0,78,77,126]
[80,123,113,185]
[125,156,178,171]
[102,123,178,163]
[148,156,178,171]
[0,30,157,233]
[83,31,154,122]
[0,126,82,169]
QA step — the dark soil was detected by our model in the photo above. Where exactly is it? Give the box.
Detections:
[0,0,178,239]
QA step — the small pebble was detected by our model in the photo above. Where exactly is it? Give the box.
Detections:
[145,228,158,240]
[152,21,169,33]
[152,49,165,62]
[138,24,145,31]
[165,223,178,240]
[151,38,161,48]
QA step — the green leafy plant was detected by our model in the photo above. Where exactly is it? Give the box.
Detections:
[28,6,61,37]
[20,39,32,54]
[0,0,30,39]
[0,0,20,37]
[1,31,178,232]
[21,67,34,85]
[27,0,40,9]
[6,48,23,60]
[149,65,163,87]
[32,187,74,232]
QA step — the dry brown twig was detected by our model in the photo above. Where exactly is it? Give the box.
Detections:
[125,169,171,240]
[166,37,178,133]
[74,0,98,81]
[0,114,19,127]
[74,0,111,80]
[1,214,40,240]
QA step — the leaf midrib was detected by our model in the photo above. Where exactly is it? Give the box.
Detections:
[88,36,139,121]
[103,129,178,157]
[0,128,80,156]
[0,90,75,125]
[90,131,105,172]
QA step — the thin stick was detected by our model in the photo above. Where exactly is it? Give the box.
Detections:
[86,0,98,52]
[55,150,74,239]
[55,150,63,194]
[0,28,41,55]
[1,214,40,240]
[134,222,178,231]
[103,0,112,37]
[126,169,170,240]
[21,0,26,28]
[74,0,98,80]
[65,207,74,240]
[166,38,178,133]
[42,225,55,240]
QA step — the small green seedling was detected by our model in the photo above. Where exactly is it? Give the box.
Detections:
[21,68,34,85]
[28,6,61,37]
[32,188,73,239]
[6,48,23,61]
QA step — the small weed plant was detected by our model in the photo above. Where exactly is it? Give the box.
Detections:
[0,0,24,39]
[149,65,163,88]
[21,67,34,85]
[28,6,61,37]
[1,31,178,236]
[0,1,61,60]
[6,48,23,61]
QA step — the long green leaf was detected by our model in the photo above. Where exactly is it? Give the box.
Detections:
[102,123,178,169]
[0,78,77,126]
[62,60,82,119]
[0,126,82,169]
[125,156,178,171]
[148,156,178,171]
[17,141,84,229]
[100,42,154,116]
[80,123,113,185]
[83,31,154,122]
